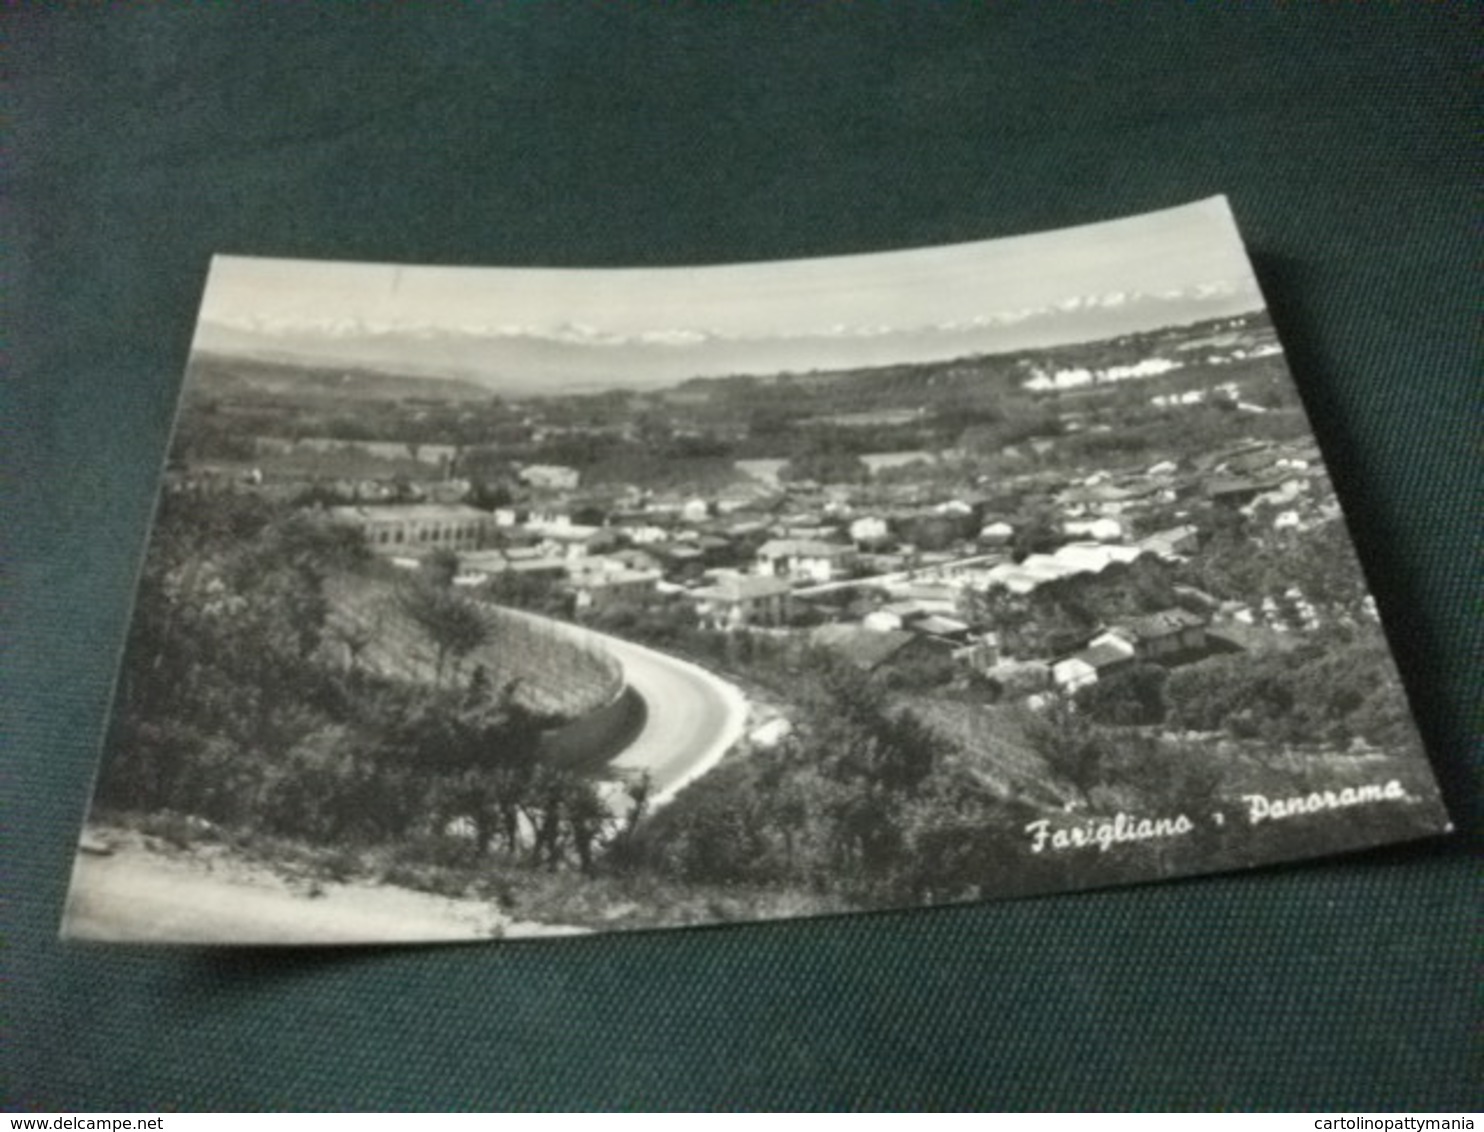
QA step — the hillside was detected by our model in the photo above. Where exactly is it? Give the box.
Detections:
[324,573,622,721]
[647,311,1277,438]
[186,352,494,405]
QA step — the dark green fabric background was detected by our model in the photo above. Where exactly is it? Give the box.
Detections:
[7,5,1481,1112]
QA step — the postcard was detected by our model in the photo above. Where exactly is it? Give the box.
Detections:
[62,196,1451,944]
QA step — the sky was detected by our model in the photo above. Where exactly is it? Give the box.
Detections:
[193,196,1269,390]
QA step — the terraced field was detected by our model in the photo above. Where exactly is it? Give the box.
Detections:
[324,574,621,720]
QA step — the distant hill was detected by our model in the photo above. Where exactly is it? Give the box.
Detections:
[672,311,1273,409]
[186,352,493,404]
[190,274,1268,397]
[185,308,1274,413]
[191,320,680,397]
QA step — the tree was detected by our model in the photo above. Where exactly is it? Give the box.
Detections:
[396,581,491,684]
[603,770,655,873]
[485,569,570,618]
[260,723,423,844]
[571,504,608,527]
[748,404,793,441]
[1125,555,1177,614]
[1017,699,1112,804]
[957,581,1006,629]
[98,490,385,827]
[897,513,966,552]
[424,547,461,587]
[1097,735,1224,822]
[1075,662,1168,726]
[1165,652,1297,740]
[780,448,869,485]
[1011,506,1063,559]
[562,774,611,874]
[468,478,514,511]
[896,771,1044,904]
[1277,518,1370,619]
[376,675,549,854]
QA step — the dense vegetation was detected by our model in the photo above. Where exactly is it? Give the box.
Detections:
[608,639,1436,917]
[93,482,1436,932]
[624,655,1044,906]
[97,487,634,872]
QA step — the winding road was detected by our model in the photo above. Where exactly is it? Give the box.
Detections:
[599,632,749,804]
[496,607,750,806]
[62,607,748,944]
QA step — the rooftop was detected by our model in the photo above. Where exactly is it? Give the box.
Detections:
[1072,642,1135,670]
[572,568,662,588]
[913,615,970,637]
[757,539,855,558]
[534,524,605,542]
[328,503,491,523]
[810,625,919,670]
[1120,608,1207,640]
[694,574,795,602]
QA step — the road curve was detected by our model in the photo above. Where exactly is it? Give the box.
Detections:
[496,606,749,805]
[598,633,749,805]
[62,610,748,944]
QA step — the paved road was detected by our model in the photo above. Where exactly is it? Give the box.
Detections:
[496,606,749,806]
[596,632,749,805]
[792,551,1006,598]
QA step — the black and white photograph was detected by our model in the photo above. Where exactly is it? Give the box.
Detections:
[61,196,1452,944]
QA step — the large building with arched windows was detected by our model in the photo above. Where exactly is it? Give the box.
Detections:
[329,503,495,553]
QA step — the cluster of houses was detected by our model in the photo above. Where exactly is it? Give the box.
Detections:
[1049,608,1210,693]
[1020,318,1284,395]
[252,435,460,471]
[315,432,1337,704]
[212,435,593,508]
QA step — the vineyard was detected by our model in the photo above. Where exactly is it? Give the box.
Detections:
[324,573,623,721]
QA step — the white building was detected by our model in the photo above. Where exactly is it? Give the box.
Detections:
[570,565,662,614]
[755,539,856,583]
[691,574,795,630]
[518,464,580,491]
[850,516,891,547]
[680,497,712,523]
[978,520,1015,546]
[1062,517,1124,542]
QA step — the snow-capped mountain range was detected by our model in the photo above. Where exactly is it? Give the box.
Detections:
[193,281,1262,394]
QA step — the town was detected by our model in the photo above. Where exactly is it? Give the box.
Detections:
[78,306,1439,936]
[172,310,1362,714]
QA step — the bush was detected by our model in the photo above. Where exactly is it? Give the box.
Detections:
[1075,662,1168,726]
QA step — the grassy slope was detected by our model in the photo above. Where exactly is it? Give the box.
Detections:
[324,572,622,719]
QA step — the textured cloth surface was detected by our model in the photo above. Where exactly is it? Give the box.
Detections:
[7,6,1480,1112]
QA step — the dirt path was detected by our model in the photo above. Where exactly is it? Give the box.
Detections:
[61,833,586,945]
